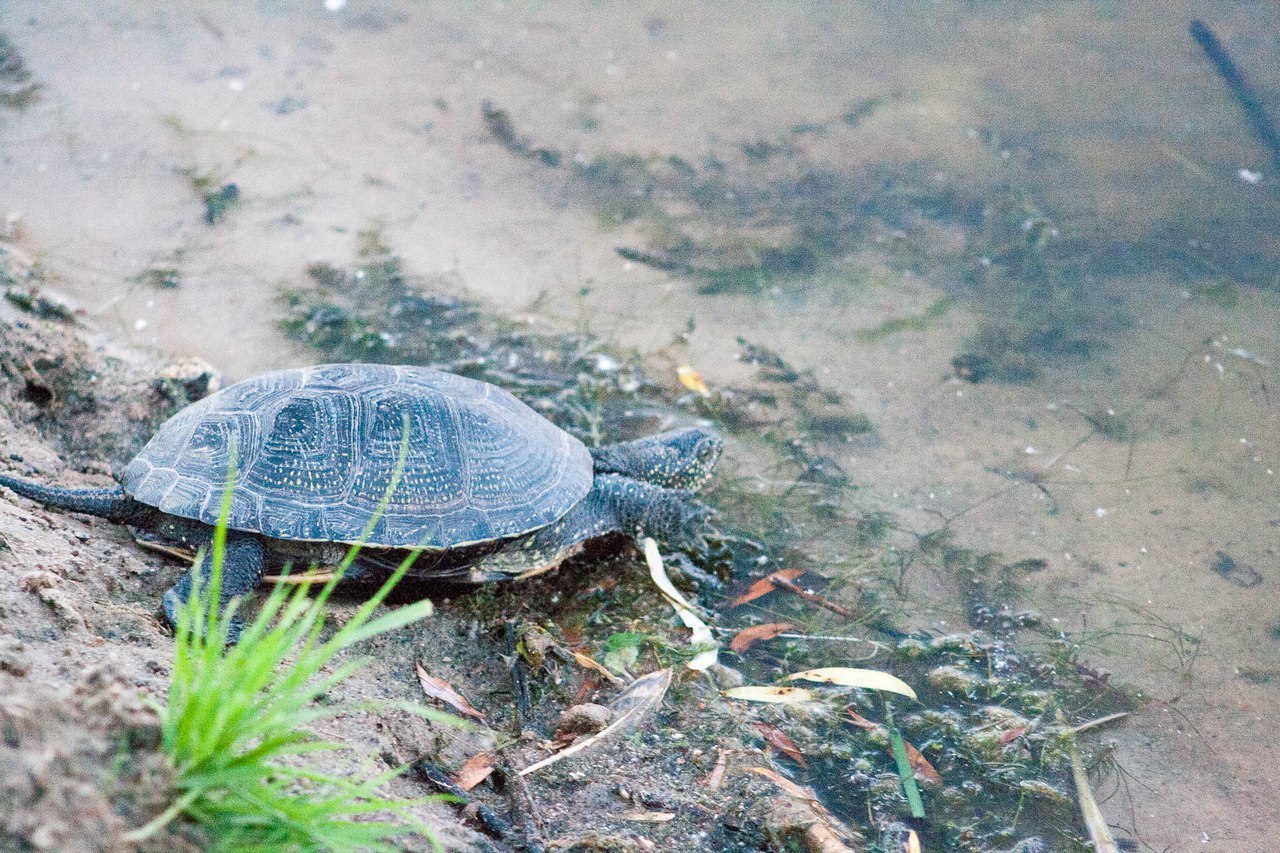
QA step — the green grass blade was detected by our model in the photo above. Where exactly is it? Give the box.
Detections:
[884,700,926,819]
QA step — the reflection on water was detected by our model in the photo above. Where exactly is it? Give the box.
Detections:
[2,1,1278,847]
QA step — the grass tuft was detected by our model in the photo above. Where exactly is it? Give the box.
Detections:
[127,489,440,850]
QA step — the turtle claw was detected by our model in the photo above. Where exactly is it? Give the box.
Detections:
[161,581,245,644]
[159,530,264,645]
[679,500,716,548]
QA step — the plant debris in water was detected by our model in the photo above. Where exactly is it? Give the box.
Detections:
[0,33,41,110]
[180,168,241,225]
[723,541,1139,850]
[277,232,1139,848]
[481,99,1277,383]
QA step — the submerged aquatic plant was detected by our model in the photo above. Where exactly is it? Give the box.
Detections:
[127,487,439,851]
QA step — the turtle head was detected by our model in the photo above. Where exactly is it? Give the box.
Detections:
[592,427,723,490]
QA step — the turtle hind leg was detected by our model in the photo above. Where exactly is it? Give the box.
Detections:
[0,473,156,524]
[466,501,603,580]
[464,534,586,581]
[162,529,265,643]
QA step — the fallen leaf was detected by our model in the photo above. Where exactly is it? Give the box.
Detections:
[785,667,917,700]
[728,569,805,607]
[571,650,626,686]
[724,685,816,704]
[999,726,1030,745]
[1070,740,1120,853]
[644,538,718,671]
[807,821,857,853]
[416,663,486,722]
[753,722,807,767]
[752,768,859,852]
[706,748,729,791]
[846,710,940,786]
[902,740,942,786]
[845,709,879,731]
[730,622,795,653]
[611,667,673,719]
[766,573,858,618]
[676,364,710,396]
[619,809,676,822]
[748,766,820,804]
[906,829,922,853]
[519,668,672,776]
[455,752,495,791]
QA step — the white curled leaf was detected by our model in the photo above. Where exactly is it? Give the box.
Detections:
[644,537,718,671]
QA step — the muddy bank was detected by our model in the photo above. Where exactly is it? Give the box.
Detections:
[0,271,805,850]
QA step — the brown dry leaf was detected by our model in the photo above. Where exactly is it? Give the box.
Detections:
[999,726,1030,745]
[455,752,495,791]
[676,364,710,396]
[519,668,672,776]
[765,573,858,618]
[619,809,676,823]
[748,766,820,804]
[846,709,879,731]
[846,709,940,786]
[730,622,795,653]
[753,722,807,767]
[728,569,805,607]
[906,829,922,853]
[415,662,486,723]
[757,770,860,851]
[903,740,942,786]
[706,748,729,791]
[807,821,856,853]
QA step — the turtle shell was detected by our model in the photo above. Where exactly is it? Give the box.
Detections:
[120,364,593,548]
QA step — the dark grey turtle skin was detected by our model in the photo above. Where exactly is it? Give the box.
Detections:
[0,363,721,634]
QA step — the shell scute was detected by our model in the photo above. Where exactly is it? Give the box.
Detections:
[121,365,593,548]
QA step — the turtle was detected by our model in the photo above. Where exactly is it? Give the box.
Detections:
[0,363,721,633]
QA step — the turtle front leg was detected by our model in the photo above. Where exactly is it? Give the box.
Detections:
[470,474,712,580]
[162,529,265,641]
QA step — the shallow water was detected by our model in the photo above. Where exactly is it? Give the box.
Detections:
[2,2,1278,848]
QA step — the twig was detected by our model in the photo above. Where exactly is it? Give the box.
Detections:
[1064,711,1128,736]
[1068,743,1119,853]
[1190,19,1280,172]
[769,573,858,619]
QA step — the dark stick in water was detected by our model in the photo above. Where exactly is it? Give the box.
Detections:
[1189,19,1280,173]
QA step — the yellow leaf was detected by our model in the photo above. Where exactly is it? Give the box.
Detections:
[724,685,816,704]
[677,364,710,396]
[784,667,917,700]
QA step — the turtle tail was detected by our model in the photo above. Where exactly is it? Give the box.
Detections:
[0,473,152,524]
